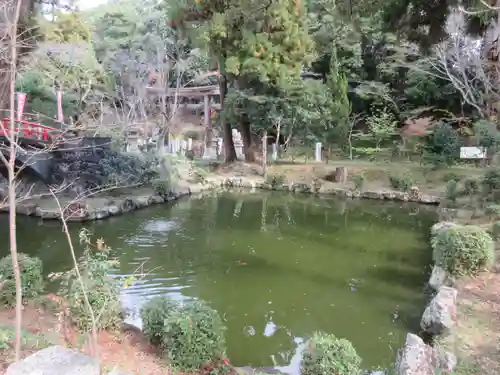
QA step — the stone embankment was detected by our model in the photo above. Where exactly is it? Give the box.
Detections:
[394,222,460,375]
[5,175,441,222]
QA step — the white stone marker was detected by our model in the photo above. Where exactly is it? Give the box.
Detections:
[315,142,322,162]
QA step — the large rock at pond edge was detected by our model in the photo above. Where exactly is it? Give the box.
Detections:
[428,266,450,292]
[6,346,100,375]
[420,286,458,335]
[395,333,436,375]
[395,333,457,375]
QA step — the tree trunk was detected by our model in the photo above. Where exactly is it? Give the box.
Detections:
[220,74,236,163]
[0,0,35,116]
[240,115,256,162]
[482,2,500,119]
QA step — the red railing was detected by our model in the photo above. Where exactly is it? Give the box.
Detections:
[0,118,63,142]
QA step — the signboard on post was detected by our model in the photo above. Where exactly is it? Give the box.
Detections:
[16,92,26,121]
[460,147,487,159]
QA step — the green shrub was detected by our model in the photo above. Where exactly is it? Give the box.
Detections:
[422,121,460,167]
[301,332,362,375]
[445,180,460,203]
[481,168,500,202]
[443,172,460,182]
[389,174,414,192]
[485,204,500,219]
[492,221,500,240]
[0,254,44,307]
[462,178,479,198]
[152,178,171,197]
[265,173,286,189]
[349,174,364,191]
[0,328,9,349]
[141,296,227,371]
[141,296,178,345]
[52,230,122,331]
[431,225,495,275]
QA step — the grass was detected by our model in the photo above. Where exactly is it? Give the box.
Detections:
[0,324,54,350]
[0,323,56,371]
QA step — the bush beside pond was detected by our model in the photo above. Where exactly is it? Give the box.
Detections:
[50,231,123,331]
[432,225,494,275]
[141,296,227,371]
[0,254,44,307]
[301,332,362,375]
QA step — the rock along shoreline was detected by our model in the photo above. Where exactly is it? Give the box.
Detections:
[2,175,441,222]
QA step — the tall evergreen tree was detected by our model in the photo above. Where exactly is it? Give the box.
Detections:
[171,0,313,162]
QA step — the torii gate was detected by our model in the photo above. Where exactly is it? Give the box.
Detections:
[146,85,221,144]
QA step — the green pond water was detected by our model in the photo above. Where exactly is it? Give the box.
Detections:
[0,191,436,372]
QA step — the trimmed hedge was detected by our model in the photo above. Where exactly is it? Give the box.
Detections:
[0,254,44,306]
[432,225,494,275]
[301,332,362,375]
[141,296,226,371]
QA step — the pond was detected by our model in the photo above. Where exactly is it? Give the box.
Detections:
[0,191,436,372]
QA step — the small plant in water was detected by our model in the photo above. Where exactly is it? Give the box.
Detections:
[265,173,286,189]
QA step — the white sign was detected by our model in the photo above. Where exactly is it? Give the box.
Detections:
[460,147,486,159]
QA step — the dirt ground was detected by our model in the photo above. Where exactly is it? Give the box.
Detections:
[0,302,170,375]
[439,268,500,375]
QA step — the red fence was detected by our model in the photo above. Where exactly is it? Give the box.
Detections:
[0,118,62,142]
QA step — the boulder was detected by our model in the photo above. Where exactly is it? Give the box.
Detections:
[361,190,385,200]
[395,334,457,375]
[420,286,458,335]
[395,333,435,375]
[6,346,100,375]
[435,350,457,373]
[428,266,449,292]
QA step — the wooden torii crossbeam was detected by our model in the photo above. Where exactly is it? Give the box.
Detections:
[146,85,220,137]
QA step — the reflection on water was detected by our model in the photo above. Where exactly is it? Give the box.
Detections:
[0,191,436,371]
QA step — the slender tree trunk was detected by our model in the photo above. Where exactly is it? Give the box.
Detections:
[2,0,26,361]
[482,1,500,119]
[220,74,236,163]
[0,0,34,117]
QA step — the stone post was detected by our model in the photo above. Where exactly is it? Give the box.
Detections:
[271,143,278,161]
[232,129,244,159]
[315,142,322,162]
